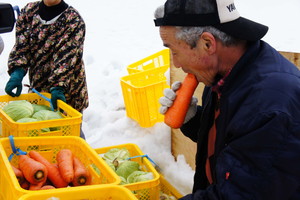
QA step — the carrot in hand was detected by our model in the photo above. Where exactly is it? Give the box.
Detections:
[18,154,48,184]
[72,156,90,186]
[29,150,68,188]
[164,73,199,129]
[11,164,25,184]
[56,149,74,183]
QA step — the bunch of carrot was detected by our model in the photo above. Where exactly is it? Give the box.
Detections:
[11,148,91,190]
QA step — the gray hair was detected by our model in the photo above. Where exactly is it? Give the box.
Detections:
[0,36,4,55]
[154,4,242,48]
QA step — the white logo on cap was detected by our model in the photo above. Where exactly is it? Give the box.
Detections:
[216,0,240,23]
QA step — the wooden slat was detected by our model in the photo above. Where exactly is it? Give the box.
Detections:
[279,51,300,69]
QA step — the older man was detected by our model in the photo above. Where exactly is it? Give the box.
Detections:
[156,0,300,199]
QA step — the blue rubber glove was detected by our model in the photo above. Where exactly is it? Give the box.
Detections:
[5,68,26,97]
[50,87,66,110]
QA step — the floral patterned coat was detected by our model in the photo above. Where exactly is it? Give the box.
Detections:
[8,1,88,112]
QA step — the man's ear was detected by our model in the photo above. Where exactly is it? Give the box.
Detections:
[200,32,216,54]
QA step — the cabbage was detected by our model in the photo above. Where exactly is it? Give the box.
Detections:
[127,171,154,183]
[32,110,63,131]
[103,148,130,162]
[115,160,140,179]
[32,110,63,121]
[104,160,116,171]
[119,176,127,185]
[16,118,38,123]
[16,117,50,132]
[32,104,51,113]
[160,192,177,200]
[3,100,34,121]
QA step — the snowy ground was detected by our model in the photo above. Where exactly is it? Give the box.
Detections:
[1,0,300,196]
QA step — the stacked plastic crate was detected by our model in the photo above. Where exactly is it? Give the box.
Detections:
[120,49,170,127]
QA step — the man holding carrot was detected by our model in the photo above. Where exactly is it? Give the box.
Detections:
[155,0,300,199]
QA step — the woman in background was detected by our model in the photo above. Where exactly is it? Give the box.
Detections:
[5,0,88,139]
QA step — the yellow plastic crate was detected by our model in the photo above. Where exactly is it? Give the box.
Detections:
[95,143,161,200]
[0,93,82,137]
[120,66,169,127]
[18,185,138,200]
[0,136,120,200]
[127,49,170,74]
[159,176,183,199]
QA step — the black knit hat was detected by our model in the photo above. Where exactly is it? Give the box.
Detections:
[154,0,268,41]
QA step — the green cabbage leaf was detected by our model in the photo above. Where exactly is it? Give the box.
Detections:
[103,148,130,162]
[32,104,51,113]
[3,100,34,121]
[127,171,154,183]
[16,118,38,123]
[32,110,63,121]
[115,160,140,179]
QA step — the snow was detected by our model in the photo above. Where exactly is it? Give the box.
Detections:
[0,0,300,196]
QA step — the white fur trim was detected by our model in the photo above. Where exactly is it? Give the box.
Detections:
[216,0,240,23]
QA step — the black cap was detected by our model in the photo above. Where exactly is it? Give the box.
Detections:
[154,0,268,41]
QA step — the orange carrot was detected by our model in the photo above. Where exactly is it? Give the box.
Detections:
[29,178,46,190]
[71,156,91,186]
[29,150,68,188]
[20,180,30,190]
[18,154,48,185]
[11,164,25,184]
[56,149,74,183]
[40,185,56,190]
[164,73,199,128]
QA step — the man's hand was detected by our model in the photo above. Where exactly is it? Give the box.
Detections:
[159,81,198,124]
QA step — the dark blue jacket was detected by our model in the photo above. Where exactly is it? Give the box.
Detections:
[180,41,300,200]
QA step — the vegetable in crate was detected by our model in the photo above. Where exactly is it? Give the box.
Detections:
[127,171,154,183]
[72,156,91,186]
[115,160,140,179]
[3,100,34,121]
[32,110,63,131]
[32,110,63,121]
[103,148,130,162]
[104,160,116,171]
[29,150,68,188]
[160,192,177,200]
[18,154,48,184]
[56,149,74,183]
[32,104,51,113]
[16,118,38,123]
[16,117,50,132]
[11,164,25,185]
[41,185,56,190]
[29,179,47,190]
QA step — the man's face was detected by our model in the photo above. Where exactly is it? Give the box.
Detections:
[159,26,218,86]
